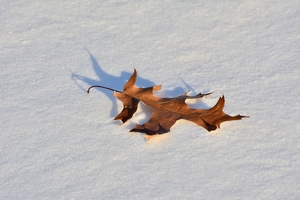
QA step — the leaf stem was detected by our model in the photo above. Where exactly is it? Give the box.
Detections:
[87,85,122,93]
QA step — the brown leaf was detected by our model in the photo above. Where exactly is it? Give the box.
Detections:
[112,69,248,136]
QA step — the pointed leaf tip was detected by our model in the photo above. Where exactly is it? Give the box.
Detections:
[123,69,137,90]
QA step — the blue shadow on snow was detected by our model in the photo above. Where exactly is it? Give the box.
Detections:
[71,48,156,117]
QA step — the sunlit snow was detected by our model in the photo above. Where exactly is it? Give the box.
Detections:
[1,1,299,199]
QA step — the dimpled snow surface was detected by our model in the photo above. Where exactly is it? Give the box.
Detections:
[1,1,299,199]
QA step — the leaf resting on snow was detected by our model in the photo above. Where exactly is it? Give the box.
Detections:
[88,69,248,138]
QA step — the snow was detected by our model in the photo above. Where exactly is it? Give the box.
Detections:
[1,0,299,199]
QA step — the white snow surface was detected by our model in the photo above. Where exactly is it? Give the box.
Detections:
[1,1,300,199]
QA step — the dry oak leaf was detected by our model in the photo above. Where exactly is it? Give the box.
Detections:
[87,69,248,138]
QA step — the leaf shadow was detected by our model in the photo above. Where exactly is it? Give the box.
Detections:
[154,86,187,98]
[179,78,213,109]
[70,47,156,117]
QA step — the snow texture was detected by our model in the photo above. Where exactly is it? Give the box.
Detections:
[1,1,299,199]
